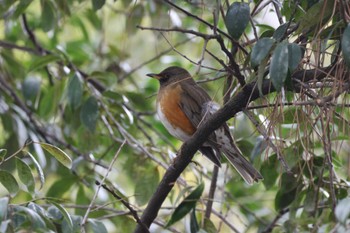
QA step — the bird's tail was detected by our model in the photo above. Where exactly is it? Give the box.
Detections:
[222,146,263,185]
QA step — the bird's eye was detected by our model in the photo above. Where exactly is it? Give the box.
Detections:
[160,75,170,84]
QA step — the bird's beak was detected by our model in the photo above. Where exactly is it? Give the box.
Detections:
[146,73,161,80]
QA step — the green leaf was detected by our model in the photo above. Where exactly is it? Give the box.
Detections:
[92,0,105,11]
[27,152,45,190]
[88,219,108,233]
[260,154,278,190]
[134,167,160,206]
[0,149,7,162]
[75,186,90,215]
[275,187,297,211]
[22,76,41,100]
[0,196,9,221]
[288,43,302,71]
[166,183,204,227]
[12,0,33,18]
[0,170,19,196]
[190,208,199,233]
[28,54,60,72]
[41,0,56,31]
[46,178,75,198]
[48,201,73,230]
[14,205,46,229]
[39,142,72,169]
[251,38,275,68]
[102,90,123,101]
[80,96,99,132]
[62,215,83,233]
[203,218,217,233]
[270,41,289,91]
[126,4,144,34]
[225,2,250,40]
[342,24,350,68]
[297,0,334,34]
[16,158,35,193]
[335,197,350,224]
[280,172,298,193]
[67,74,83,110]
[273,23,289,41]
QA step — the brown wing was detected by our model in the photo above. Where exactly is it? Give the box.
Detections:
[178,82,221,166]
[179,82,212,127]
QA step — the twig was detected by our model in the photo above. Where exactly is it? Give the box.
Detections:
[244,110,290,172]
[96,181,149,233]
[204,166,218,219]
[262,208,290,233]
[118,37,192,82]
[81,140,126,231]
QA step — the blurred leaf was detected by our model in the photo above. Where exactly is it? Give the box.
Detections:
[126,4,144,34]
[28,202,46,217]
[0,196,9,221]
[26,152,45,190]
[13,205,46,229]
[257,56,269,96]
[85,9,102,29]
[67,74,83,110]
[203,218,217,233]
[297,0,334,34]
[275,187,297,211]
[251,136,268,160]
[288,43,302,71]
[92,0,105,11]
[41,0,57,32]
[22,76,41,101]
[342,24,350,68]
[166,183,204,227]
[260,154,278,190]
[303,187,316,213]
[75,186,90,215]
[88,219,108,233]
[56,0,71,15]
[225,2,250,40]
[39,142,72,169]
[273,23,289,41]
[251,38,275,68]
[280,173,298,193]
[0,170,19,196]
[1,51,25,79]
[102,90,123,101]
[80,96,99,132]
[0,149,7,160]
[190,208,199,233]
[134,166,159,206]
[28,54,60,73]
[47,205,63,220]
[62,215,82,233]
[270,41,289,91]
[12,0,33,18]
[16,158,35,193]
[49,201,73,230]
[335,197,350,224]
[46,178,75,198]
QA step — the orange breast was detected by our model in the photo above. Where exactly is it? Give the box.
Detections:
[158,84,196,136]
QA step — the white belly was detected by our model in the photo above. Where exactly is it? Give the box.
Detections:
[157,103,191,141]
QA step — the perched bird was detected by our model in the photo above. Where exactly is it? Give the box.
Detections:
[147,66,262,184]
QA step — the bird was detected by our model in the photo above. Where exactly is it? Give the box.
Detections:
[147,66,263,184]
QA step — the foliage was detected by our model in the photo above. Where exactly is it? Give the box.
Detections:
[0,0,350,232]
